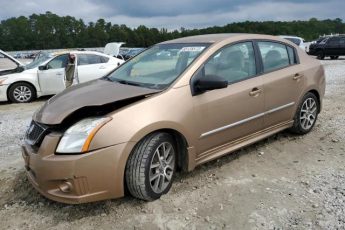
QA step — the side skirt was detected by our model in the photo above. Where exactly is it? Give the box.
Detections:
[195,120,293,166]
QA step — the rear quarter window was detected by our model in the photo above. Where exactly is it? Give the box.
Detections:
[287,46,297,65]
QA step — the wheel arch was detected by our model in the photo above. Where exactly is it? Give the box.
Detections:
[7,81,38,100]
[121,128,191,197]
[155,128,189,172]
[307,89,321,113]
[129,128,191,173]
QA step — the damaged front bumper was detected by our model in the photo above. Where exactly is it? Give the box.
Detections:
[22,132,134,204]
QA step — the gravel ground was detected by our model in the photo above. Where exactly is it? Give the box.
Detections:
[0,58,344,229]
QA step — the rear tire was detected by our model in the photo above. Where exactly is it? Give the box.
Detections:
[330,56,339,60]
[316,50,325,60]
[125,132,176,201]
[8,82,36,103]
[289,92,319,135]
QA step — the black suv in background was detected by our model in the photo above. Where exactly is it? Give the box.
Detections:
[308,36,345,60]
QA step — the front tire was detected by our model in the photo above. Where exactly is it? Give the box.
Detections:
[330,56,339,60]
[316,50,325,60]
[126,132,176,201]
[290,92,319,134]
[8,83,36,103]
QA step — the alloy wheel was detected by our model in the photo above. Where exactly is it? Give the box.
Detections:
[149,142,175,193]
[13,85,32,102]
[300,98,317,130]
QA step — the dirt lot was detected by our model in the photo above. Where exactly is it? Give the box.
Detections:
[0,59,344,230]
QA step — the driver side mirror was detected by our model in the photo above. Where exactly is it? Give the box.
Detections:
[38,65,48,71]
[191,66,228,96]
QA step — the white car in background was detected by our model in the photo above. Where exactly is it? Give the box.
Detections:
[0,50,124,103]
[279,35,306,51]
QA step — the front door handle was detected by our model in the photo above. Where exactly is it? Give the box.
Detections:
[293,73,304,80]
[56,72,63,76]
[99,66,106,69]
[249,87,262,97]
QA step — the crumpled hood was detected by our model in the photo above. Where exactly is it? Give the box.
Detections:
[33,79,159,125]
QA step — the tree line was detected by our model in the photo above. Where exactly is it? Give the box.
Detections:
[1,12,345,51]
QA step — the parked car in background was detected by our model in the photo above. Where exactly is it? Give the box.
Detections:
[13,53,24,59]
[305,36,329,53]
[122,48,146,60]
[308,35,345,60]
[279,35,306,51]
[0,51,124,103]
[22,34,325,204]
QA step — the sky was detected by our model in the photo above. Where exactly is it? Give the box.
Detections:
[0,0,344,29]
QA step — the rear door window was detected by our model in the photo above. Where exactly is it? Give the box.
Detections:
[100,56,109,63]
[77,54,105,66]
[327,37,340,45]
[87,55,102,64]
[258,42,290,72]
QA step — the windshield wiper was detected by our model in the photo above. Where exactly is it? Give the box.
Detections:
[107,78,160,89]
[102,76,111,81]
[115,79,144,87]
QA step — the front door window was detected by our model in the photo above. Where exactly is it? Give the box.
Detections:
[204,42,257,84]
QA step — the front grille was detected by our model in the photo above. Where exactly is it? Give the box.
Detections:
[25,121,49,147]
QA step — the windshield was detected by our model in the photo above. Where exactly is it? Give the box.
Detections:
[106,43,210,89]
[284,37,301,46]
[25,52,53,69]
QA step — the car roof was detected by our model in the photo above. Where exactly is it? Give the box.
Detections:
[279,35,303,40]
[71,50,106,55]
[51,50,111,57]
[160,33,243,44]
[160,33,288,44]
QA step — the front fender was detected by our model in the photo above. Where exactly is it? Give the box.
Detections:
[3,72,40,92]
[89,86,197,151]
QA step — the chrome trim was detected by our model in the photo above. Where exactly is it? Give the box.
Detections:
[201,113,265,138]
[200,102,295,138]
[265,102,295,115]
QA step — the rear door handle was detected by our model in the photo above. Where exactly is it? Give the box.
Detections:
[56,72,63,76]
[249,87,262,97]
[99,66,106,69]
[293,73,304,80]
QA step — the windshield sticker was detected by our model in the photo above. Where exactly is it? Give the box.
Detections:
[181,47,205,52]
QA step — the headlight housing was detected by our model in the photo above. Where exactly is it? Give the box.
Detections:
[56,117,112,154]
